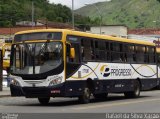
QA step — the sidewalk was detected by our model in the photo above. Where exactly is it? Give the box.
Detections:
[0,87,11,98]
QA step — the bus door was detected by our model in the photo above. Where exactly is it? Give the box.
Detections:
[66,36,81,78]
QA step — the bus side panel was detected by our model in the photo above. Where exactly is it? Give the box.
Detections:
[94,79,134,93]
[140,78,158,90]
[64,81,86,97]
[64,79,134,97]
[126,63,158,90]
[65,62,158,97]
[64,78,158,97]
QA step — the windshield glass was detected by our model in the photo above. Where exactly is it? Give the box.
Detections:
[14,32,62,42]
[11,41,63,75]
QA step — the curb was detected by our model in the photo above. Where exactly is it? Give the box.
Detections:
[0,95,11,98]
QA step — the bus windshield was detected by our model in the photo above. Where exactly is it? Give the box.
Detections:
[11,41,63,75]
[14,32,62,42]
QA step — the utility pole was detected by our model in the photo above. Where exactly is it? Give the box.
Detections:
[32,1,34,27]
[85,3,102,34]
[85,0,111,34]
[72,0,74,29]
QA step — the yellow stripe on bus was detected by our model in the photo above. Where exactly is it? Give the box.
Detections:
[15,29,155,46]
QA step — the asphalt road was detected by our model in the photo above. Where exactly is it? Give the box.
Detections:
[0,90,160,119]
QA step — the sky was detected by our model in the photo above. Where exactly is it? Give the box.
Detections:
[49,0,108,9]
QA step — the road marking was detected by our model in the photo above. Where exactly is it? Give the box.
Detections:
[72,98,160,110]
[0,105,5,107]
[143,91,160,94]
[0,105,8,109]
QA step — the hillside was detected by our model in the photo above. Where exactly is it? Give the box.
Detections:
[0,0,71,27]
[75,0,160,28]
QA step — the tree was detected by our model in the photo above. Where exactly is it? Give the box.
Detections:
[0,0,95,27]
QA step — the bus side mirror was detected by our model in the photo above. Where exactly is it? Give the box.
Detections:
[70,48,75,59]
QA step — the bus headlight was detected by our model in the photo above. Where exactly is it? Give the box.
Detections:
[11,79,20,86]
[49,76,62,86]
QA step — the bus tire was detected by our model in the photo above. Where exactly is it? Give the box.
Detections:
[156,84,160,90]
[78,87,91,104]
[38,97,50,105]
[94,93,108,100]
[124,80,141,98]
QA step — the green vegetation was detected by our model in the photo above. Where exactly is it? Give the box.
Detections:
[1,0,160,28]
[0,0,93,27]
[0,0,71,27]
[75,0,160,28]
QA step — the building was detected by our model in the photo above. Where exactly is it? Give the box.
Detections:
[90,26,160,47]
[128,28,160,47]
[128,28,160,40]
[0,21,76,42]
[90,25,128,37]
[0,26,47,37]
[16,21,44,27]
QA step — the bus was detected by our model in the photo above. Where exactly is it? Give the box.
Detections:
[0,43,11,70]
[10,29,160,104]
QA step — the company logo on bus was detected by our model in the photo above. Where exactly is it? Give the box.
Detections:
[100,65,132,77]
[100,65,110,77]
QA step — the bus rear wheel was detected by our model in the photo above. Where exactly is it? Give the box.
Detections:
[156,84,160,90]
[124,80,141,98]
[38,97,50,105]
[79,87,91,104]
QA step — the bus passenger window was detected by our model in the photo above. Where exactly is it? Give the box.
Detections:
[144,46,149,63]
[82,38,92,61]
[120,43,124,62]
[96,40,105,61]
[105,42,110,61]
[136,46,145,63]
[148,47,155,63]
[157,53,160,64]
[105,42,109,51]
[111,43,121,62]
[129,45,136,63]
[123,44,129,62]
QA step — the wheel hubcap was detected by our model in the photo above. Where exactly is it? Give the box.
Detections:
[84,89,90,99]
[135,86,140,96]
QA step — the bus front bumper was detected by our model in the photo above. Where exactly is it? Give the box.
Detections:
[10,84,65,98]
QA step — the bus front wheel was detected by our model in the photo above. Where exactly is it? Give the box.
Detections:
[38,97,50,105]
[78,87,91,104]
[124,80,141,98]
